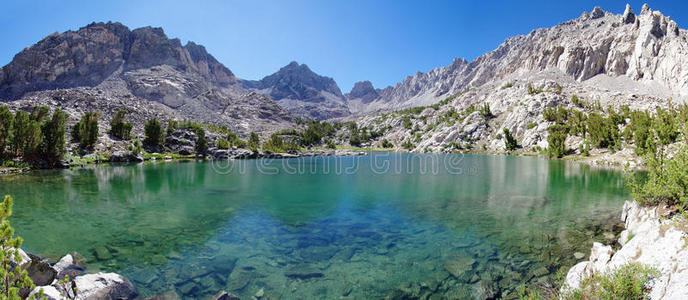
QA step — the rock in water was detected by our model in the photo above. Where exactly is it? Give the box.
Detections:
[443,254,476,279]
[211,291,240,300]
[284,264,324,279]
[73,272,139,300]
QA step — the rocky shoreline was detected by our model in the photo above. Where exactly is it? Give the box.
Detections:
[0,149,368,175]
[564,201,688,299]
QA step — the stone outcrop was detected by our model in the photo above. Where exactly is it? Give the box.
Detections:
[23,252,139,300]
[564,201,688,299]
[241,61,350,120]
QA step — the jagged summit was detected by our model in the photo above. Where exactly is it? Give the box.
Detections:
[349,3,688,114]
[240,61,350,120]
[0,22,292,134]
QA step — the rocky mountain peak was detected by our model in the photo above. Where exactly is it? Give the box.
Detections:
[622,4,636,24]
[240,61,349,120]
[346,81,379,104]
[0,22,236,100]
[349,3,688,114]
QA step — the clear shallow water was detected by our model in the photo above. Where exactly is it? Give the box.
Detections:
[0,153,628,299]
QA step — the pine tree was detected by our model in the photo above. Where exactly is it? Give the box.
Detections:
[144,119,165,150]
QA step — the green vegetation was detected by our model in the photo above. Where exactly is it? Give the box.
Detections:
[501,82,513,89]
[109,110,133,140]
[479,103,493,118]
[216,138,230,150]
[503,128,517,151]
[0,106,68,167]
[543,105,569,124]
[571,94,584,108]
[226,131,247,148]
[564,263,657,300]
[262,134,300,153]
[194,128,208,155]
[0,195,45,300]
[380,139,393,148]
[527,83,543,95]
[526,122,537,130]
[0,107,12,159]
[72,112,99,150]
[248,132,260,152]
[547,124,568,158]
[401,139,415,151]
[587,112,620,150]
[144,119,165,150]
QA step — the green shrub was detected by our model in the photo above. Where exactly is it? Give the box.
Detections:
[72,112,99,150]
[587,113,619,150]
[248,132,260,152]
[401,139,415,151]
[109,110,133,140]
[41,109,68,165]
[503,128,517,151]
[565,263,657,300]
[527,83,543,95]
[226,131,246,148]
[567,110,587,137]
[402,117,412,130]
[526,122,537,130]
[571,95,583,108]
[629,141,688,210]
[262,134,300,153]
[129,139,143,155]
[479,103,493,118]
[547,124,568,158]
[501,82,513,89]
[0,106,13,159]
[194,128,208,155]
[144,119,165,150]
[216,138,230,149]
[653,107,678,146]
[381,139,393,148]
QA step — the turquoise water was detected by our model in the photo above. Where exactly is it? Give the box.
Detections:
[0,153,628,299]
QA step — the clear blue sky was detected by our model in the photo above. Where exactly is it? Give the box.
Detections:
[0,1,685,92]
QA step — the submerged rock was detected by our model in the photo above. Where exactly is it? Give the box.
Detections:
[211,291,240,300]
[284,264,324,279]
[443,254,476,280]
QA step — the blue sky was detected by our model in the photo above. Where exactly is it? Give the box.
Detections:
[0,1,685,92]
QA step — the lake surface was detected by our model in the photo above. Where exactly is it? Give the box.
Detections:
[0,153,628,299]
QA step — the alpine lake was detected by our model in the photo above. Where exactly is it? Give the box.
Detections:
[0,153,628,299]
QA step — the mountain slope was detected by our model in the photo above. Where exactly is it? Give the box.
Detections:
[241,61,350,120]
[0,22,293,134]
[352,4,687,114]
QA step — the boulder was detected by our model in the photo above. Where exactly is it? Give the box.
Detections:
[30,285,62,300]
[26,253,57,286]
[73,272,138,300]
[211,291,240,300]
[443,254,476,279]
[145,290,181,300]
[109,151,144,163]
[53,254,86,281]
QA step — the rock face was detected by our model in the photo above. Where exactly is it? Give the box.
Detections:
[345,81,382,114]
[564,201,688,299]
[241,61,350,120]
[351,5,688,114]
[0,22,293,135]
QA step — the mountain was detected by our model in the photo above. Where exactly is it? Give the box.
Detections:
[241,62,350,120]
[0,22,293,135]
[345,81,381,113]
[352,4,687,114]
[348,4,686,161]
